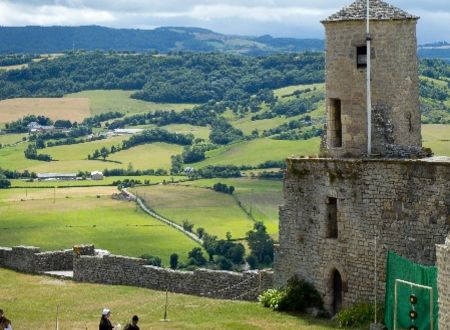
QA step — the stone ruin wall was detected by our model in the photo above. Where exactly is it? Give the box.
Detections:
[0,245,273,301]
[274,158,450,311]
[436,238,450,329]
[73,254,273,301]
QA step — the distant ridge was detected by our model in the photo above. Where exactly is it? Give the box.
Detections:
[0,25,324,55]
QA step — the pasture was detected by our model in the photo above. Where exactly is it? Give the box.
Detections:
[65,90,196,116]
[135,184,255,239]
[197,137,321,167]
[0,187,198,262]
[0,269,337,330]
[0,133,27,146]
[422,124,450,156]
[0,98,91,124]
[180,178,283,237]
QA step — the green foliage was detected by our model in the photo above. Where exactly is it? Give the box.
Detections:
[0,178,11,189]
[122,128,194,149]
[188,247,207,266]
[259,277,323,313]
[139,254,162,267]
[213,182,235,194]
[190,165,242,179]
[246,222,274,267]
[182,220,194,233]
[182,145,206,163]
[336,302,384,328]
[5,115,53,133]
[258,289,287,310]
[420,79,448,101]
[24,144,52,162]
[170,253,179,270]
[210,119,244,145]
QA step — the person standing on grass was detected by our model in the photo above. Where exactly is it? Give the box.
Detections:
[99,308,114,330]
[124,315,140,330]
[0,309,12,330]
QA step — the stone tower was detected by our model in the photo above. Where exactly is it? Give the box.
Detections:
[274,0,450,316]
[322,0,422,158]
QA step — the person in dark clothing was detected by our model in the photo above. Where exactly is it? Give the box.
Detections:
[124,315,140,330]
[0,309,12,330]
[99,308,113,330]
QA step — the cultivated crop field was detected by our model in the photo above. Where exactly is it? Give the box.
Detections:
[65,90,196,116]
[0,187,198,263]
[135,184,255,239]
[0,98,91,124]
[0,269,337,330]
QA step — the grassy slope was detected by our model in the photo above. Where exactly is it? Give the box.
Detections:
[0,187,198,262]
[161,124,211,140]
[196,137,321,167]
[136,184,255,239]
[65,90,196,116]
[0,133,27,146]
[422,124,450,156]
[0,269,337,330]
[180,179,283,238]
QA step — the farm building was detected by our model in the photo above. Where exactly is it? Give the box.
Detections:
[91,171,104,181]
[274,0,450,326]
[37,173,77,181]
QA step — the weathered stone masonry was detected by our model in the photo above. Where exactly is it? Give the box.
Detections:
[274,158,450,312]
[437,237,450,329]
[0,245,273,301]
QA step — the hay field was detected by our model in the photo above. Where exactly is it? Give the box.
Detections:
[0,98,91,124]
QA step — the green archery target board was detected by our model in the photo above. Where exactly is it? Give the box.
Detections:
[384,252,438,330]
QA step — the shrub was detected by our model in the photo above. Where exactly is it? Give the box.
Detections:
[140,254,162,267]
[336,302,384,328]
[258,289,286,310]
[182,220,194,232]
[170,253,179,270]
[259,276,323,313]
[188,247,207,266]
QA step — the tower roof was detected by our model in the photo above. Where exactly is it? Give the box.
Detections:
[322,0,419,23]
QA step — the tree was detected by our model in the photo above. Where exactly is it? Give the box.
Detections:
[188,247,207,266]
[93,149,100,159]
[0,178,11,189]
[246,222,274,267]
[196,227,205,239]
[170,253,179,269]
[100,146,109,160]
[182,220,194,233]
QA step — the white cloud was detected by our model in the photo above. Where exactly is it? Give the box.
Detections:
[0,0,448,42]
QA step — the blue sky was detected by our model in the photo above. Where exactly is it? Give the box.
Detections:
[0,0,448,43]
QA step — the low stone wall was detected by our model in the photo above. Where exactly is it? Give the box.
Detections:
[0,245,273,301]
[436,237,450,329]
[73,254,273,301]
[0,245,95,273]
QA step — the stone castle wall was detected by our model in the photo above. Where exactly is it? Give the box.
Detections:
[436,238,450,329]
[0,246,76,273]
[323,19,421,157]
[274,157,450,312]
[73,254,273,301]
[0,245,273,301]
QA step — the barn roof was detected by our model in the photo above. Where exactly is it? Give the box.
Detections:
[322,0,418,23]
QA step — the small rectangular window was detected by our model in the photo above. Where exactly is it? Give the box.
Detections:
[357,46,367,68]
[329,99,342,148]
[327,197,338,239]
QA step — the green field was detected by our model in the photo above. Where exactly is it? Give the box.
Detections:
[65,90,196,116]
[179,179,283,237]
[196,137,321,168]
[136,184,255,239]
[0,187,198,263]
[422,124,450,156]
[0,137,182,172]
[108,143,183,170]
[161,124,211,140]
[10,175,186,188]
[0,269,337,330]
[0,133,27,146]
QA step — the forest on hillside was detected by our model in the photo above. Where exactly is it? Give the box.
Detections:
[0,52,448,123]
